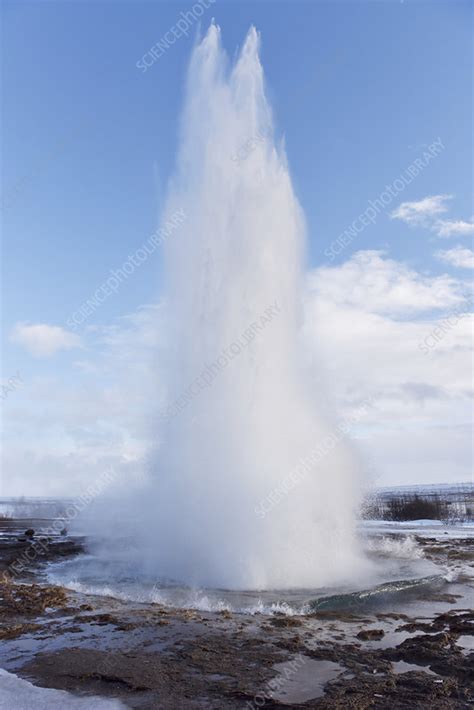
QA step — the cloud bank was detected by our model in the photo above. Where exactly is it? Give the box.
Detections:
[2,252,472,495]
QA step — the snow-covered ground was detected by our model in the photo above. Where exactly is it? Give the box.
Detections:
[0,669,125,710]
[361,519,474,539]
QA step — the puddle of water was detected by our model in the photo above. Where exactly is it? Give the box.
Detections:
[456,635,474,652]
[372,627,425,649]
[270,657,342,703]
[391,660,438,676]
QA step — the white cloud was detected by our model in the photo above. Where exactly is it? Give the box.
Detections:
[390,194,473,240]
[10,323,82,357]
[73,360,100,374]
[434,219,474,238]
[435,246,474,270]
[308,250,466,315]
[390,194,451,226]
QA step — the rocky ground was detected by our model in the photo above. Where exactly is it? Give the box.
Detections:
[0,521,472,708]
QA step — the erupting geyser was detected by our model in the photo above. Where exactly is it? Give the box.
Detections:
[142,24,365,589]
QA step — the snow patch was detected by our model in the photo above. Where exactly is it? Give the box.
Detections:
[0,668,125,709]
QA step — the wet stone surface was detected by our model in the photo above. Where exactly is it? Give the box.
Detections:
[0,522,473,708]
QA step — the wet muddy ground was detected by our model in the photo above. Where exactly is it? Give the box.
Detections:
[0,521,472,708]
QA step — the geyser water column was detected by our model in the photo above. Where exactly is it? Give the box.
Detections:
[145,24,365,590]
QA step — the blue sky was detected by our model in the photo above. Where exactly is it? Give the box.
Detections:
[1,0,473,494]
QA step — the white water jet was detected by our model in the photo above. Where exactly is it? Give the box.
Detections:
[141,24,366,590]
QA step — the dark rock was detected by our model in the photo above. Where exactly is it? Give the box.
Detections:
[388,632,455,664]
[269,615,303,628]
[356,628,385,641]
